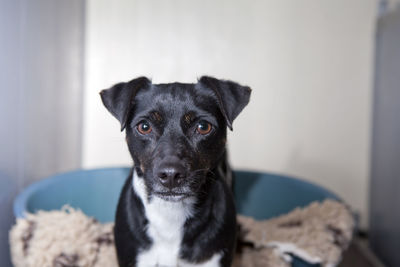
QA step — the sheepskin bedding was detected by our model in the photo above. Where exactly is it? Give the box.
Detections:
[9,199,354,267]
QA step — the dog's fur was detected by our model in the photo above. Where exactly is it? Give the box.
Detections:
[100,76,251,267]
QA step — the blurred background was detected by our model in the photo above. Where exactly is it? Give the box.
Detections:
[0,0,399,266]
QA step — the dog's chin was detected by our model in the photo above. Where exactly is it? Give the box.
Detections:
[153,191,193,202]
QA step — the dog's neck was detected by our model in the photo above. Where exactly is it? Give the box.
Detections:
[131,170,194,265]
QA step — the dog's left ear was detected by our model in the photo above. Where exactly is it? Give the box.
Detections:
[100,77,151,131]
[198,76,251,130]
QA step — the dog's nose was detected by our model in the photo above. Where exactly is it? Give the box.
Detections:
[157,166,186,189]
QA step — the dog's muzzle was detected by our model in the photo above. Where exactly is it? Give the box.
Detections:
[154,156,187,191]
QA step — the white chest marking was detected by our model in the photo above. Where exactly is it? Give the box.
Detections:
[132,172,222,267]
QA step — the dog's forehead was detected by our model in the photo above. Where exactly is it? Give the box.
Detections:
[152,83,195,104]
[134,83,217,117]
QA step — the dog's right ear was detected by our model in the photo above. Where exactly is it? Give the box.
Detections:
[100,77,151,131]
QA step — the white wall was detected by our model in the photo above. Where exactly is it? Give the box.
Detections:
[83,0,376,229]
[1,1,85,265]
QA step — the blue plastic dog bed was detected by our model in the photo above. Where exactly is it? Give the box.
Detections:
[14,167,339,267]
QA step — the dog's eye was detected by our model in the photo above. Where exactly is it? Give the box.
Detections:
[196,121,212,135]
[137,121,152,135]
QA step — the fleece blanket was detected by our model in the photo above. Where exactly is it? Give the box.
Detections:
[9,199,354,267]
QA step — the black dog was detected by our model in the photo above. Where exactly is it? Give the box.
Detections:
[100,76,251,267]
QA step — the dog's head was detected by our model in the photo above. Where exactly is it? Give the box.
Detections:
[100,76,251,201]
